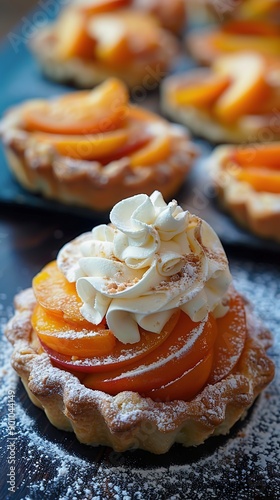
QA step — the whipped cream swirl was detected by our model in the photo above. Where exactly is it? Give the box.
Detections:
[57,191,232,344]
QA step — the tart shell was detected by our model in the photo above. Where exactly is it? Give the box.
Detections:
[209,145,280,242]
[5,288,274,454]
[1,107,196,212]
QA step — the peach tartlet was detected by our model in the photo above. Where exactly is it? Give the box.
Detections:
[209,143,280,242]
[187,20,280,66]
[161,52,280,143]
[29,2,179,88]
[0,78,196,211]
[5,191,274,454]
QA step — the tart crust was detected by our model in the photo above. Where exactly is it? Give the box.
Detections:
[209,145,280,242]
[1,105,196,212]
[5,288,274,454]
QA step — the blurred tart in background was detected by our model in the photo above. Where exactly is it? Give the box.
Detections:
[161,52,280,143]
[0,78,197,211]
[30,1,180,88]
[187,20,280,65]
[209,143,280,242]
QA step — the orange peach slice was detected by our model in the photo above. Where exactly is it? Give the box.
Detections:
[55,9,96,59]
[237,0,280,19]
[23,78,129,135]
[89,14,131,66]
[173,74,230,108]
[235,167,280,193]
[33,261,90,325]
[32,304,116,358]
[232,143,280,168]
[214,53,270,123]
[77,0,131,15]
[130,133,171,167]
[36,129,129,160]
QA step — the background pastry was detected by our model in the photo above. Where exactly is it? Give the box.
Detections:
[0,79,197,211]
[30,3,179,88]
[208,143,280,241]
[187,20,280,66]
[5,191,274,453]
[161,52,280,143]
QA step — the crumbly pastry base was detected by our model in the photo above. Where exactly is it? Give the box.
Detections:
[30,27,178,89]
[1,107,196,212]
[209,145,280,242]
[5,288,274,454]
[161,78,280,144]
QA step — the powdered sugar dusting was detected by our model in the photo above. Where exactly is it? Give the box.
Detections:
[0,257,279,499]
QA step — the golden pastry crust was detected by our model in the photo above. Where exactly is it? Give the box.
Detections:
[5,288,274,454]
[1,99,196,212]
[30,12,178,89]
[208,145,280,242]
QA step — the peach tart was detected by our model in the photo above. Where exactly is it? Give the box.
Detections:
[29,2,179,88]
[187,19,280,66]
[5,191,274,454]
[209,143,280,242]
[161,52,280,143]
[0,78,196,211]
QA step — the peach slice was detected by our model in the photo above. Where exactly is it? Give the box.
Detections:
[77,0,131,15]
[23,78,129,135]
[89,14,131,66]
[129,133,171,167]
[32,304,116,358]
[232,143,280,168]
[222,20,280,37]
[237,0,280,19]
[208,288,246,385]
[213,53,270,123]
[55,9,96,59]
[235,167,280,193]
[36,129,129,160]
[173,73,231,108]
[33,261,89,325]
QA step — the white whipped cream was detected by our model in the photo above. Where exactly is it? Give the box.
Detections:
[57,191,232,344]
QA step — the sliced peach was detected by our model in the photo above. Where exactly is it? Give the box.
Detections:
[55,9,96,59]
[23,78,129,135]
[89,12,160,66]
[130,134,171,167]
[36,129,129,160]
[173,73,231,108]
[237,0,280,19]
[232,143,280,169]
[89,14,131,66]
[222,20,280,37]
[33,261,89,325]
[208,287,246,385]
[235,167,280,193]
[83,313,217,395]
[213,31,280,57]
[145,351,214,402]
[214,53,270,123]
[32,304,116,358]
[77,0,131,15]
[40,310,181,373]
